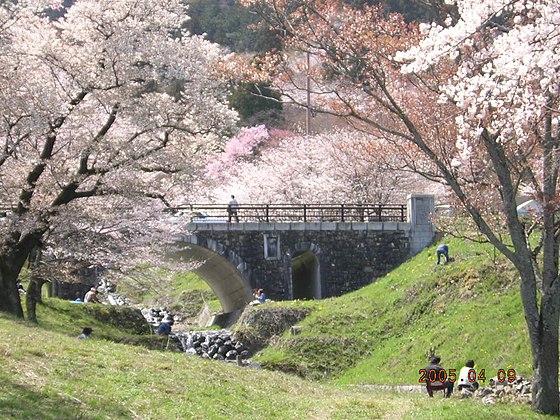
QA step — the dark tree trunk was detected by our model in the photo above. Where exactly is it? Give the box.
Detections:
[26,277,48,323]
[0,230,44,318]
[0,269,24,318]
[515,255,560,415]
[25,245,46,322]
[530,285,560,414]
[532,324,560,414]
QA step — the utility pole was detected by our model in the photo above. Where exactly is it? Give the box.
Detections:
[306,51,312,136]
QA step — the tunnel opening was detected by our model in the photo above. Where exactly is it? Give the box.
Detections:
[291,251,320,300]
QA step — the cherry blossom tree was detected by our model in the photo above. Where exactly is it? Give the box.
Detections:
[207,128,437,205]
[206,125,274,180]
[239,0,560,413]
[0,0,237,319]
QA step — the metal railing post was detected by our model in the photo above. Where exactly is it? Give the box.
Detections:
[266,204,269,223]
[303,204,307,222]
[341,204,345,222]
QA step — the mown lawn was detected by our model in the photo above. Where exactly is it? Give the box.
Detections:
[0,312,547,419]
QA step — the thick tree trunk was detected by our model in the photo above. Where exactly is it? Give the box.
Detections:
[530,287,560,414]
[26,277,48,323]
[25,246,46,322]
[532,327,560,414]
[532,104,560,414]
[0,230,44,318]
[0,269,24,318]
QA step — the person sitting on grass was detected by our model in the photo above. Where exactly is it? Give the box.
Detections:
[84,287,100,304]
[78,327,93,339]
[17,282,26,294]
[257,289,266,304]
[458,359,480,391]
[424,355,454,398]
[250,289,267,305]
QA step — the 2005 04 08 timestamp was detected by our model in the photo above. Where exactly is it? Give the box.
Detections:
[418,368,517,383]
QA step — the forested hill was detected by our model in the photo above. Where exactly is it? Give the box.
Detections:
[47,1,446,53]
[185,0,445,53]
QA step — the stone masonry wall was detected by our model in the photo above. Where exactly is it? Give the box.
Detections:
[192,228,410,301]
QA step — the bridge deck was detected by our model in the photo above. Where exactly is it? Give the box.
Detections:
[185,221,411,233]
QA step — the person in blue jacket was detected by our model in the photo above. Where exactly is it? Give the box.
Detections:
[436,244,450,265]
[155,322,171,336]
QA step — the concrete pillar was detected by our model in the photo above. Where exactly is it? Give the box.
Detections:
[407,194,435,255]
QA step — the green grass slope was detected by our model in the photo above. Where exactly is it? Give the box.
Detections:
[255,237,532,387]
[0,309,547,419]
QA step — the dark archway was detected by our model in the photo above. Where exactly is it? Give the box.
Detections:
[291,251,320,300]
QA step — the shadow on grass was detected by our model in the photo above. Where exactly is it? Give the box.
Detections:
[0,374,130,419]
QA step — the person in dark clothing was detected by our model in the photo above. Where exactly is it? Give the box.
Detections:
[424,356,454,397]
[155,319,173,336]
[436,244,450,264]
[78,327,93,339]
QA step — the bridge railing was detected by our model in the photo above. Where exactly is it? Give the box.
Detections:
[173,204,407,223]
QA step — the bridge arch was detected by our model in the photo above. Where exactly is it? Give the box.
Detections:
[175,236,252,313]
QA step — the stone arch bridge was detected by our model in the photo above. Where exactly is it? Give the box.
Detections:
[172,195,435,319]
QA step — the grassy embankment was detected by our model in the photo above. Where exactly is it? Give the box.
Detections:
[0,307,546,419]
[253,237,532,386]
[0,237,549,418]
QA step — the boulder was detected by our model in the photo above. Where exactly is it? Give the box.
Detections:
[460,388,474,398]
[482,395,496,405]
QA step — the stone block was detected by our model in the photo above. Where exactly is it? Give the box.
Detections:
[397,223,412,232]
[243,222,260,231]
[258,222,276,231]
[306,222,322,231]
[382,222,398,231]
[482,395,496,405]
[460,388,474,398]
[366,222,384,231]
[351,222,368,231]
[320,222,337,231]
[337,222,352,231]
[274,223,292,231]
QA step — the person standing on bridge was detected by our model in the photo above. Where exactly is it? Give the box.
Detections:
[228,195,239,223]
